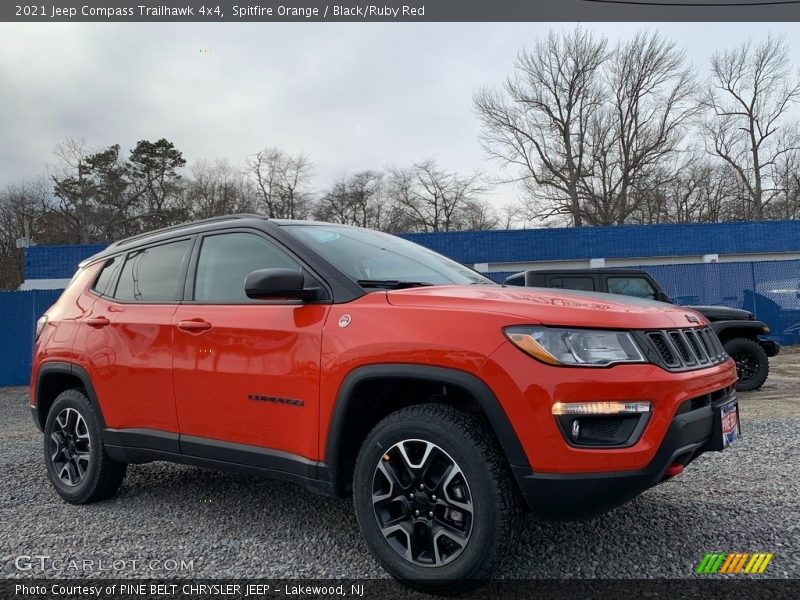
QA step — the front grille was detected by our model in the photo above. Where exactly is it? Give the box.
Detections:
[645,327,727,371]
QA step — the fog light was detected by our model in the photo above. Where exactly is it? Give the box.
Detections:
[571,419,580,441]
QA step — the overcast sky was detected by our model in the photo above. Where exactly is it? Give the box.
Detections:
[2,22,800,207]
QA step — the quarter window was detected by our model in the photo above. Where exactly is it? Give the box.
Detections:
[114,240,191,302]
[92,255,123,296]
[194,232,301,302]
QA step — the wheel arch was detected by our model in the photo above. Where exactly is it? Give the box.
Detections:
[711,320,767,343]
[323,364,530,495]
[35,362,105,431]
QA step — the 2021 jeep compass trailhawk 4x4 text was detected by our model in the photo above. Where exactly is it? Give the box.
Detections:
[31,215,739,590]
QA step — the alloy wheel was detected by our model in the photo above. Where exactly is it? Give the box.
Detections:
[371,439,473,567]
[50,408,91,487]
[732,351,759,383]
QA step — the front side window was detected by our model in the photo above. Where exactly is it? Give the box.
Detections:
[194,232,301,302]
[607,276,656,300]
[114,240,190,302]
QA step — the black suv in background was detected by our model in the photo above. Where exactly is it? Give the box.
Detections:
[505,268,779,392]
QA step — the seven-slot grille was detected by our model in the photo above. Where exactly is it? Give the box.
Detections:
[646,327,727,370]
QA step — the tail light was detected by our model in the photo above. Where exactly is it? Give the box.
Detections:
[35,315,48,340]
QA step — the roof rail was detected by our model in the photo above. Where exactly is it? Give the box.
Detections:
[107,214,265,249]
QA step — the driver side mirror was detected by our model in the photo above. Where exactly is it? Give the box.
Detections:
[245,268,319,301]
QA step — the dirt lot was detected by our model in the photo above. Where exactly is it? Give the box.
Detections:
[1,350,798,582]
[738,345,800,419]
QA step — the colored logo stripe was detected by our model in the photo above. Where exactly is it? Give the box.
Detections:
[698,552,773,574]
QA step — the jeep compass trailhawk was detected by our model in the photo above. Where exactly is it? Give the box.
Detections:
[31,215,739,590]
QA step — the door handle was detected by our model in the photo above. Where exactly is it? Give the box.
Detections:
[177,319,212,333]
[84,316,110,329]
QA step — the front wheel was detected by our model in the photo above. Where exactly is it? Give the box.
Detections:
[353,404,520,592]
[725,337,769,392]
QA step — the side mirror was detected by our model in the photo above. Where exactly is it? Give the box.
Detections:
[656,290,673,304]
[244,268,317,300]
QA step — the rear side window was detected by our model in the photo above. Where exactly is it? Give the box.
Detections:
[114,240,191,302]
[92,256,123,296]
[193,232,301,303]
[551,276,594,292]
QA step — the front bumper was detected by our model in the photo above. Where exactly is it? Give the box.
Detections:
[514,385,738,520]
[759,339,780,358]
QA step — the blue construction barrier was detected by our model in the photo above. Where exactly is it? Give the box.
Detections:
[0,289,62,387]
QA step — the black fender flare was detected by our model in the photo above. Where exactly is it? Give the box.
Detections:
[35,361,106,429]
[323,364,531,485]
[711,320,768,341]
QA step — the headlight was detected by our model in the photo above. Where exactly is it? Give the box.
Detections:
[504,326,646,367]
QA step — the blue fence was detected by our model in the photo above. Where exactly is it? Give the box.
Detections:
[0,289,62,387]
[402,220,800,265]
[487,258,800,347]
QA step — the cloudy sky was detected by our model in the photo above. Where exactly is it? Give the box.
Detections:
[2,22,800,207]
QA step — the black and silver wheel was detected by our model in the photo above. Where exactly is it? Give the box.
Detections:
[353,404,520,592]
[725,337,769,392]
[50,407,91,487]
[44,389,127,504]
[372,439,474,567]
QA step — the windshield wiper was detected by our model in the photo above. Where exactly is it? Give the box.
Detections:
[357,279,434,290]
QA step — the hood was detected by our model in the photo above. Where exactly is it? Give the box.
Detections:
[386,285,708,330]
[686,305,754,321]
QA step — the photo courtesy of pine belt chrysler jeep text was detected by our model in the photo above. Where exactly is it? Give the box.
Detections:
[30,215,740,591]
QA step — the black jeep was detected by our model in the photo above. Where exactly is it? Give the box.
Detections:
[505,268,779,392]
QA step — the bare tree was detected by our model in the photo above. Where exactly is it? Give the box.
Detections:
[0,178,52,288]
[182,159,254,220]
[582,31,698,225]
[387,160,487,232]
[249,148,314,219]
[315,170,389,229]
[474,27,608,226]
[704,35,800,220]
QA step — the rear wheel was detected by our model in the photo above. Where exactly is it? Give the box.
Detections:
[353,404,520,592]
[725,337,769,392]
[44,389,127,504]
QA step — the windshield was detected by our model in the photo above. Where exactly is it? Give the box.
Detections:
[285,224,495,287]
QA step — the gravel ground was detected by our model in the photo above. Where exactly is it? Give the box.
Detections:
[1,350,799,581]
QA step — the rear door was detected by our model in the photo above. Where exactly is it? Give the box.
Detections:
[171,230,329,462]
[78,238,193,434]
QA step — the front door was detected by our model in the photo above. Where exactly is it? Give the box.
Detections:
[171,230,328,462]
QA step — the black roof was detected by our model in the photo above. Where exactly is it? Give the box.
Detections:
[78,215,369,268]
[518,268,651,276]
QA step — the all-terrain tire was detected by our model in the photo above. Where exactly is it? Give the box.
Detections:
[353,404,522,593]
[725,337,769,392]
[43,389,127,504]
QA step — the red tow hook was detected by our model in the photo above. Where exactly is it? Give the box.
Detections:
[664,462,684,478]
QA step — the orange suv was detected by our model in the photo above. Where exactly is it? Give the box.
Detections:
[30,215,739,590]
